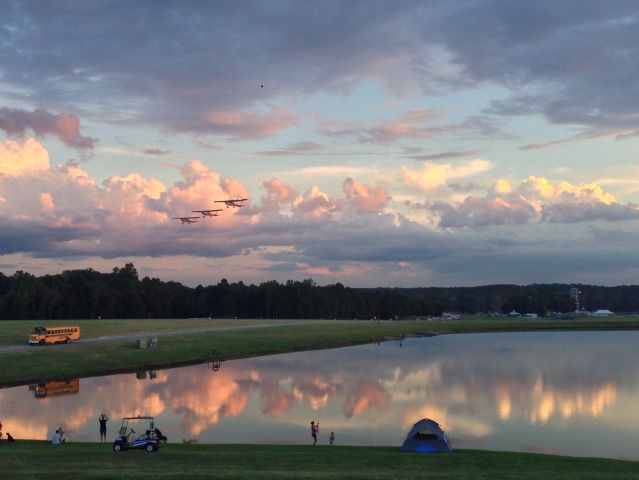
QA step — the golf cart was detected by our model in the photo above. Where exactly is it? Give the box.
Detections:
[112,415,166,453]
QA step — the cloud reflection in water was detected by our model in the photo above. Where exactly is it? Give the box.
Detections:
[1,331,638,459]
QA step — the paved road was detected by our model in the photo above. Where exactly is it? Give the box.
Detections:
[0,320,334,354]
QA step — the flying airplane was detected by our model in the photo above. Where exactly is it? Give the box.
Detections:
[192,208,223,217]
[215,198,248,208]
[173,216,199,224]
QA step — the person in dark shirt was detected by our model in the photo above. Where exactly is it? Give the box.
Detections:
[310,421,319,446]
[98,414,108,443]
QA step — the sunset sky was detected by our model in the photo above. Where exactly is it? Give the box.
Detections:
[1,1,639,287]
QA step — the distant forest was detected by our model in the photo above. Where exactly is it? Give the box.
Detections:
[0,263,636,320]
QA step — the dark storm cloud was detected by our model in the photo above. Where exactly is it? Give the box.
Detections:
[2,1,636,136]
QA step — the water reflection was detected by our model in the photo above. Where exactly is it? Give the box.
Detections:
[1,331,639,460]
[29,379,80,398]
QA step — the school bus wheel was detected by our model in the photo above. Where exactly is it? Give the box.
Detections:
[39,340,45,346]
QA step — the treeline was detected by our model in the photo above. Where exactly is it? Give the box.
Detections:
[0,263,635,320]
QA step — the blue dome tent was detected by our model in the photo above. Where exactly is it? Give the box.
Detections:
[400,418,452,453]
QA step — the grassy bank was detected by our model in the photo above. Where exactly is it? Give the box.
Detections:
[2,316,639,386]
[0,318,285,346]
[1,441,637,480]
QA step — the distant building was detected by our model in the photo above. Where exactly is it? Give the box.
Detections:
[592,309,614,317]
[523,313,538,318]
[508,310,521,317]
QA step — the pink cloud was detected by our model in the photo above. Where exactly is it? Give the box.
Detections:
[204,107,297,140]
[261,178,300,212]
[295,186,335,217]
[162,160,249,223]
[430,176,638,228]
[319,109,495,144]
[342,381,390,418]
[101,173,167,227]
[164,369,252,435]
[319,109,442,144]
[342,177,389,213]
[260,384,299,417]
[0,108,95,149]
[39,192,54,211]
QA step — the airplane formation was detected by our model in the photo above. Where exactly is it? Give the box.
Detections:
[173,198,247,225]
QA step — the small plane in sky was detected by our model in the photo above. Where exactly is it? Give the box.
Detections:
[192,208,223,217]
[173,216,199,224]
[215,198,248,208]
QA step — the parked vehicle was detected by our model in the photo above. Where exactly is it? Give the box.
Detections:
[28,325,80,345]
[112,416,165,453]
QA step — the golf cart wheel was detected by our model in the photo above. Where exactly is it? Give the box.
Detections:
[145,444,155,453]
[113,443,122,452]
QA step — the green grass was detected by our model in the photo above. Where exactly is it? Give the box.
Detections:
[3,316,639,386]
[0,318,288,346]
[1,441,637,480]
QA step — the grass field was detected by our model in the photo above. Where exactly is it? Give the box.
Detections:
[1,441,637,480]
[0,318,283,346]
[2,316,639,387]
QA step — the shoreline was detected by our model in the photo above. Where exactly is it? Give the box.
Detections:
[2,317,639,388]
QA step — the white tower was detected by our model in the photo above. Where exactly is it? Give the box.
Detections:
[570,287,581,313]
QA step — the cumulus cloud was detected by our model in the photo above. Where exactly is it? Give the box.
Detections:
[342,177,389,213]
[0,108,95,149]
[261,178,301,213]
[296,185,334,217]
[4,136,639,286]
[432,196,537,228]
[402,159,492,191]
[429,176,639,228]
[0,138,50,176]
[342,381,390,418]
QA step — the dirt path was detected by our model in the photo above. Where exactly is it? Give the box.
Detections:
[0,320,334,354]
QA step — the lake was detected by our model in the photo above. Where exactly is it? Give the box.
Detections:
[1,331,638,460]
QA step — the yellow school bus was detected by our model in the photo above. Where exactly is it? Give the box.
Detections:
[28,325,80,345]
[29,379,80,398]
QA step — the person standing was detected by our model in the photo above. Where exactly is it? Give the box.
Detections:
[329,431,335,446]
[310,421,319,446]
[98,414,108,443]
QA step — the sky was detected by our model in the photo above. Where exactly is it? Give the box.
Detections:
[1,1,639,287]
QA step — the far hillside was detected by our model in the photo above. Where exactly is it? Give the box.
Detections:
[0,263,635,320]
